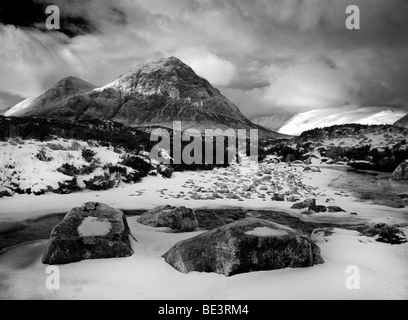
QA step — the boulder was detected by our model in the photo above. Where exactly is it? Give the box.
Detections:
[392,160,408,181]
[286,195,300,203]
[272,193,285,201]
[303,158,312,165]
[138,205,198,232]
[0,187,13,198]
[227,192,240,200]
[163,218,324,277]
[316,205,327,213]
[291,199,318,212]
[157,165,173,179]
[327,206,346,213]
[358,223,407,245]
[243,185,253,192]
[42,202,134,265]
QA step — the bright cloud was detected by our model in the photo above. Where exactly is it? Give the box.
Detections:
[0,0,407,118]
[175,49,237,86]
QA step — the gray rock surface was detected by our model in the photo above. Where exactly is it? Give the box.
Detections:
[138,205,199,232]
[42,202,133,265]
[163,218,324,276]
[392,160,408,180]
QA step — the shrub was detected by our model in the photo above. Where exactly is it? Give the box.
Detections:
[57,163,97,177]
[106,164,128,176]
[36,148,53,162]
[57,163,78,177]
[82,148,97,163]
[57,178,81,194]
[79,164,97,175]
[121,156,151,176]
[84,174,116,191]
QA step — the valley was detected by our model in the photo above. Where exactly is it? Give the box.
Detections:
[0,57,407,301]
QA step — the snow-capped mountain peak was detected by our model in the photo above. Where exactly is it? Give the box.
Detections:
[5,57,279,136]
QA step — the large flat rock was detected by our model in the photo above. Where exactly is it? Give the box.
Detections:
[163,218,324,277]
[42,202,133,265]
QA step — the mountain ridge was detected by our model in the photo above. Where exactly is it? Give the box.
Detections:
[252,114,293,132]
[278,106,406,136]
[6,57,280,137]
[394,114,408,128]
[5,76,97,118]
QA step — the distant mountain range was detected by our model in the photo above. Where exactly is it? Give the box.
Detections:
[5,57,407,137]
[5,57,278,137]
[277,106,407,136]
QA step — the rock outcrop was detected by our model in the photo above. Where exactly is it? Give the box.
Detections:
[291,199,319,212]
[138,205,199,232]
[163,218,324,277]
[392,160,408,180]
[42,202,134,265]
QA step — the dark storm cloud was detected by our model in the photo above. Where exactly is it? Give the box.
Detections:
[0,0,407,118]
[0,0,98,37]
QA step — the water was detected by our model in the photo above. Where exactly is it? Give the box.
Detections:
[1,170,406,254]
[0,210,146,253]
[0,214,66,253]
[330,168,408,208]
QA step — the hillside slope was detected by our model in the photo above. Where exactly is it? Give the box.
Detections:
[6,57,279,137]
[394,114,408,128]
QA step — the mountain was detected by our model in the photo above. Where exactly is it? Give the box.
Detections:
[5,76,97,118]
[279,106,407,136]
[252,114,293,132]
[394,114,408,128]
[6,57,279,136]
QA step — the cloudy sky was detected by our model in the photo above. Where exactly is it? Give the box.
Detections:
[0,0,407,119]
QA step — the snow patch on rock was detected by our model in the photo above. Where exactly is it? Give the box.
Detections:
[77,217,112,238]
[245,227,288,237]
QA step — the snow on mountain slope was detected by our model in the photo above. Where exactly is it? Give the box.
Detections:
[279,107,406,136]
[5,76,97,118]
[5,97,36,117]
[0,105,12,115]
[252,114,293,131]
[5,57,279,137]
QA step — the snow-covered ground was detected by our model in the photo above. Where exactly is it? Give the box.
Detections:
[0,222,407,300]
[0,163,407,226]
[0,153,407,300]
[0,138,127,196]
[4,97,36,117]
[318,130,408,149]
